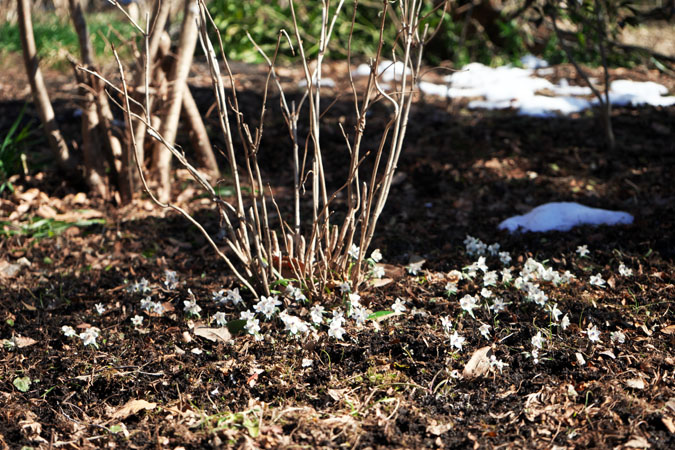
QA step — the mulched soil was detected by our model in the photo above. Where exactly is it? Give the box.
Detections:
[0,59,674,449]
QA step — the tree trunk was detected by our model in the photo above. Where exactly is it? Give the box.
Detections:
[17,0,75,173]
[182,86,219,177]
[153,0,199,202]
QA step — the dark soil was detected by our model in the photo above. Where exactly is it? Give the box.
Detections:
[0,60,673,449]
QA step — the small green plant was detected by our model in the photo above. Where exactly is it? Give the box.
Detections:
[0,104,35,193]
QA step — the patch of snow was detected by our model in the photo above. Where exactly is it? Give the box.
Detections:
[521,54,549,70]
[604,80,675,107]
[298,77,335,88]
[551,78,592,96]
[498,202,633,233]
[518,95,591,117]
[351,60,411,82]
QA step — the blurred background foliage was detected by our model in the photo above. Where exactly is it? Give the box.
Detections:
[0,1,672,69]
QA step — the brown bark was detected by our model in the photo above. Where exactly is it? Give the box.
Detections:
[17,0,75,172]
[153,0,199,202]
[182,86,219,177]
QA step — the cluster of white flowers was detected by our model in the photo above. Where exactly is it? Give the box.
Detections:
[464,235,511,267]
[279,311,310,335]
[253,295,282,320]
[328,310,346,340]
[618,264,632,277]
[128,277,151,294]
[589,273,606,287]
[79,327,100,348]
[240,310,262,340]
[140,296,164,315]
[285,285,307,302]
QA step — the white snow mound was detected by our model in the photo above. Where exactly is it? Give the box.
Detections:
[498,202,633,233]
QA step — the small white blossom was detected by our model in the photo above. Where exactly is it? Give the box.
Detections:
[225,288,243,306]
[213,311,227,327]
[491,297,507,313]
[464,235,487,256]
[480,288,493,299]
[499,251,512,266]
[475,256,488,273]
[483,271,498,287]
[549,303,563,322]
[331,309,346,327]
[131,315,144,327]
[589,273,606,287]
[576,245,590,258]
[479,323,491,339]
[459,294,479,318]
[490,355,508,373]
[151,301,164,315]
[370,249,383,262]
[348,293,362,309]
[164,270,179,290]
[95,303,105,315]
[280,313,309,335]
[240,310,255,321]
[285,285,307,302]
[140,296,153,311]
[328,321,346,340]
[212,290,226,304]
[501,268,513,284]
[253,295,282,320]
[531,349,540,364]
[348,244,360,260]
[449,331,465,351]
[184,299,202,317]
[531,331,545,350]
[244,317,261,335]
[440,316,453,333]
[444,281,458,296]
[371,265,385,279]
[338,281,351,294]
[561,314,570,330]
[618,264,633,277]
[129,278,151,294]
[610,330,626,344]
[79,327,100,348]
[352,306,369,326]
[586,324,601,343]
[310,304,325,324]
[61,325,77,337]
[391,298,406,314]
[487,243,501,256]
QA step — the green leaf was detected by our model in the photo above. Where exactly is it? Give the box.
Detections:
[109,424,124,434]
[226,319,247,335]
[367,310,396,321]
[13,376,31,392]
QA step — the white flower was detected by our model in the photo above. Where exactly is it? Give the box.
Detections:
[331,309,346,327]
[213,312,227,327]
[480,288,492,299]
[560,271,576,284]
[61,325,77,337]
[164,270,179,290]
[499,251,512,266]
[184,299,202,317]
[225,288,243,305]
[140,296,153,311]
[391,298,406,313]
[531,331,545,349]
[328,321,346,340]
[549,304,563,322]
[561,314,570,330]
[610,330,626,344]
[444,281,458,296]
[129,278,151,294]
[618,264,632,277]
[464,235,487,256]
[244,317,261,335]
[487,243,500,256]
[79,327,100,348]
[589,273,606,287]
[348,293,362,309]
[95,303,105,315]
[479,323,491,339]
[371,265,385,279]
[352,306,369,326]
[338,281,351,294]
[280,313,309,335]
[131,315,144,327]
[576,245,590,258]
[151,301,164,315]
[253,295,282,320]
[491,297,506,313]
[302,358,314,368]
[348,244,360,260]
[475,256,488,273]
[310,304,325,324]
[449,331,465,351]
[240,310,255,321]
[440,316,453,333]
[285,285,307,302]
[459,294,478,318]
[483,271,498,287]
[586,324,601,343]
[370,249,383,262]
[501,268,513,284]
[489,355,508,373]
[212,290,226,303]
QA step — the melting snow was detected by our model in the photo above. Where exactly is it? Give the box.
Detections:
[412,56,674,116]
[498,202,633,233]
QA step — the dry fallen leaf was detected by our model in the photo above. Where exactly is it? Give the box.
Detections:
[13,335,38,348]
[660,324,675,335]
[110,399,157,420]
[624,435,651,448]
[426,421,453,435]
[661,416,675,434]
[194,326,232,343]
[625,378,645,390]
[369,277,393,288]
[463,346,492,379]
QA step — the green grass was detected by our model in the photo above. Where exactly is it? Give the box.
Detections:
[0,216,106,239]
[0,12,137,69]
[0,103,37,194]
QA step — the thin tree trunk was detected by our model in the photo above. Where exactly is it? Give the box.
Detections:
[17,0,75,172]
[154,0,199,202]
[182,86,219,176]
[68,0,108,198]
